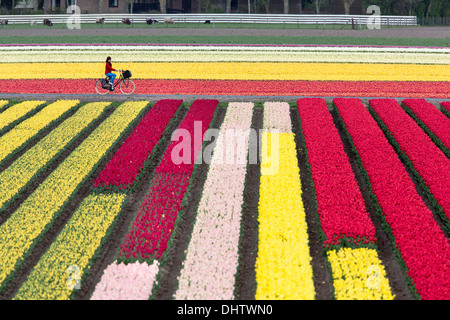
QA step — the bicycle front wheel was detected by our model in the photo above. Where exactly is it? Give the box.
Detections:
[95,80,110,95]
[120,79,136,95]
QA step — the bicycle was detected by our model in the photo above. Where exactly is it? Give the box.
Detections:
[95,69,136,95]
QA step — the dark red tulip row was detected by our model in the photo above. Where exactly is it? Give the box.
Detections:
[402,99,450,151]
[118,99,218,260]
[0,79,449,98]
[297,98,376,246]
[334,97,450,300]
[92,99,183,192]
[370,99,450,222]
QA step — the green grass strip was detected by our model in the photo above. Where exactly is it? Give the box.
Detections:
[0,35,448,47]
[0,101,148,294]
[14,193,126,300]
[0,102,111,212]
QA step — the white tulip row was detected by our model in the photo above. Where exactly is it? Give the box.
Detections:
[1,48,448,64]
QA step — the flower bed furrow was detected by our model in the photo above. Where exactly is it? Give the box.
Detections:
[296,98,376,245]
[0,100,45,133]
[0,100,79,165]
[369,99,450,224]
[1,79,448,99]
[91,100,218,300]
[402,99,450,156]
[0,102,110,212]
[334,97,450,300]
[0,101,149,293]
[174,102,254,300]
[14,193,126,300]
[92,99,182,192]
[255,102,315,300]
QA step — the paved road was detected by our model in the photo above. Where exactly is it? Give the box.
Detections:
[0,25,449,39]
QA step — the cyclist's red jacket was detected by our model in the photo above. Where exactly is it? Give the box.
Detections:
[105,62,117,74]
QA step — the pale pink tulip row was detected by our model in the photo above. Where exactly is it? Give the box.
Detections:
[174,102,254,300]
[91,261,159,300]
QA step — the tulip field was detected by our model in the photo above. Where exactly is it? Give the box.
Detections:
[0,41,449,301]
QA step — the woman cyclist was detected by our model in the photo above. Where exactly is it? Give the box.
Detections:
[105,56,121,91]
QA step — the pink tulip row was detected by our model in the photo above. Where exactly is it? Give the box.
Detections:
[335,97,450,300]
[402,99,450,152]
[369,99,450,223]
[118,99,219,261]
[92,99,183,192]
[297,98,376,246]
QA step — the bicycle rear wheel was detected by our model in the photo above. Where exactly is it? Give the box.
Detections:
[120,79,136,95]
[95,79,110,95]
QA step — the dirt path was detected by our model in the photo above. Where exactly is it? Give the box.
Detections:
[0,25,449,38]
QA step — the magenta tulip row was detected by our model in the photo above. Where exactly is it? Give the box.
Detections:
[92,99,183,192]
[334,97,450,300]
[370,99,450,223]
[118,99,218,261]
[297,98,376,246]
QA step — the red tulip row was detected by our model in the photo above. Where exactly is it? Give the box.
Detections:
[334,97,450,300]
[92,99,183,192]
[441,102,450,117]
[402,99,450,154]
[1,79,449,98]
[118,99,218,261]
[369,99,450,224]
[296,98,376,246]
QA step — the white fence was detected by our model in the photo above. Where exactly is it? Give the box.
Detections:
[0,13,418,27]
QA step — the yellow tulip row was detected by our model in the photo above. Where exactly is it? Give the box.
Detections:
[255,102,315,300]
[1,62,449,82]
[14,193,126,300]
[0,100,8,110]
[0,102,110,211]
[0,101,149,291]
[327,248,394,300]
[0,100,43,132]
[0,100,79,164]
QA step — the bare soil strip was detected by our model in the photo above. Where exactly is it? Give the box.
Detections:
[0,26,449,39]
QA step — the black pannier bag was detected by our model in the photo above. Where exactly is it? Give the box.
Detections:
[123,70,132,79]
